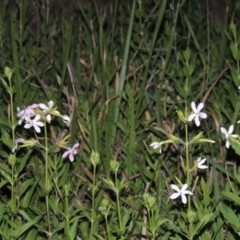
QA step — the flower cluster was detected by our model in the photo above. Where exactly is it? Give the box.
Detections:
[17,101,70,133]
[150,101,211,204]
[149,101,239,204]
[14,101,78,162]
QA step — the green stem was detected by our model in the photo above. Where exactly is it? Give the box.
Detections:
[44,121,51,239]
[115,172,123,237]
[90,164,97,239]
[10,166,15,240]
[64,196,70,235]
[185,123,191,211]
[105,215,111,240]
[9,71,15,240]
[150,209,155,240]
[185,123,193,239]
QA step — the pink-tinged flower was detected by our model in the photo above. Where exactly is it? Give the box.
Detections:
[39,100,60,122]
[188,102,207,127]
[12,138,24,153]
[24,115,44,133]
[197,157,208,169]
[170,183,193,204]
[62,143,79,162]
[17,104,39,125]
[220,125,238,148]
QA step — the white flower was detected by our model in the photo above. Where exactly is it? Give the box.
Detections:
[39,100,60,122]
[197,157,208,169]
[188,102,207,127]
[24,115,44,133]
[150,142,162,153]
[220,125,238,148]
[170,183,193,204]
[62,115,71,124]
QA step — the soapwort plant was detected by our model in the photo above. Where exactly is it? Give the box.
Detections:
[0,67,75,239]
[150,102,216,239]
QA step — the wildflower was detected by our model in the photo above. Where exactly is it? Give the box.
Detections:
[17,104,38,125]
[39,100,60,122]
[170,183,193,204]
[61,115,71,124]
[188,102,207,127]
[62,143,79,162]
[24,115,44,133]
[150,142,162,153]
[220,125,238,148]
[197,157,208,169]
[12,138,24,153]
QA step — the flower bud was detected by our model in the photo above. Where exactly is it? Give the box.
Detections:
[110,159,120,173]
[90,150,100,166]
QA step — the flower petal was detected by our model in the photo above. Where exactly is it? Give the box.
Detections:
[194,116,200,126]
[220,127,227,135]
[171,184,180,192]
[69,154,74,162]
[170,192,180,200]
[39,103,48,110]
[150,142,161,149]
[183,190,193,195]
[191,102,197,112]
[181,194,187,204]
[62,151,70,158]
[198,112,207,119]
[188,114,196,122]
[48,100,54,108]
[181,183,189,191]
[24,123,32,129]
[228,125,234,134]
[46,114,51,122]
[73,143,79,149]
[196,103,204,112]
[34,125,41,133]
[34,115,41,121]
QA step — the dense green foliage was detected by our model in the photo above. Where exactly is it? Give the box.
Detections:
[1,0,240,239]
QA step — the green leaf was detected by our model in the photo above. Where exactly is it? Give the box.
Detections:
[62,235,71,240]
[0,169,13,185]
[17,149,32,175]
[121,208,132,229]
[13,216,42,238]
[183,48,191,61]
[25,229,38,240]
[221,191,240,205]
[21,179,38,208]
[200,178,211,207]
[229,138,240,156]
[1,127,12,150]
[69,217,80,240]
[156,219,171,230]
[219,202,240,231]
[0,162,11,174]
[192,212,217,236]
